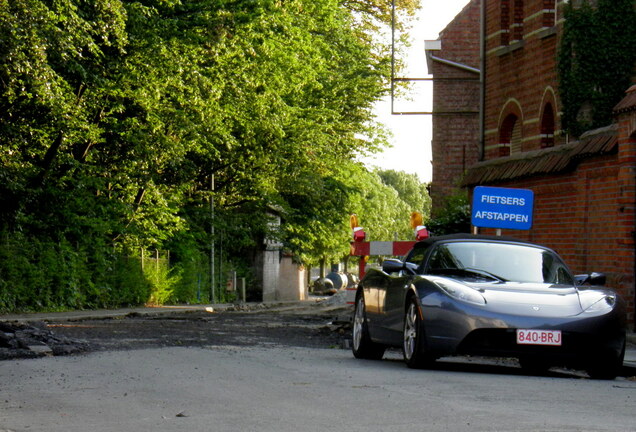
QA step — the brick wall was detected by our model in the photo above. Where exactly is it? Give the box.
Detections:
[430,0,636,324]
[484,0,562,158]
[429,0,481,213]
[474,1,636,324]
[476,151,635,324]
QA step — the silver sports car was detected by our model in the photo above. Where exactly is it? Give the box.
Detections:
[352,234,627,379]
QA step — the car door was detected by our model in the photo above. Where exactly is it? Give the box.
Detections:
[359,268,388,337]
[377,246,429,344]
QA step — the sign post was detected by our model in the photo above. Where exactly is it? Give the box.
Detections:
[471,186,534,231]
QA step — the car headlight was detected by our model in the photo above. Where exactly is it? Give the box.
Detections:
[582,294,616,314]
[429,277,486,305]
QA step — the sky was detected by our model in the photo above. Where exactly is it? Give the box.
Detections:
[361,0,472,182]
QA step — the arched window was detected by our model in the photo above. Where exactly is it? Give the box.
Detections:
[499,114,520,157]
[510,118,522,153]
[540,103,555,148]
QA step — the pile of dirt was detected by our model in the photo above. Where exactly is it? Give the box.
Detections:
[1,301,353,361]
[0,321,92,360]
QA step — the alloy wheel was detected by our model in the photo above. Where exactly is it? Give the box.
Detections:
[353,296,365,352]
[403,302,418,360]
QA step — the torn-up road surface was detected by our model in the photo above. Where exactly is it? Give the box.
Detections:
[1,303,352,360]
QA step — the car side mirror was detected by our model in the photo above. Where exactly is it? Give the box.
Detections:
[574,272,606,286]
[382,259,405,274]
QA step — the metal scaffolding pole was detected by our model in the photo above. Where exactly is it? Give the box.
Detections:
[210,174,216,304]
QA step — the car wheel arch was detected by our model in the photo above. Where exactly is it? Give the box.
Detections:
[404,285,422,314]
[355,286,364,302]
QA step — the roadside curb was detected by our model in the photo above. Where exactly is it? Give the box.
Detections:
[624,333,636,376]
[0,305,223,323]
[623,364,636,376]
[0,300,332,323]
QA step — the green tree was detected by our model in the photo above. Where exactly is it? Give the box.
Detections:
[425,191,471,236]
[0,0,421,311]
[346,166,414,243]
[376,169,430,216]
[279,164,430,267]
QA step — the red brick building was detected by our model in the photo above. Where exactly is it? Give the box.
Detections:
[481,0,563,157]
[426,0,482,212]
[429,0,636,326]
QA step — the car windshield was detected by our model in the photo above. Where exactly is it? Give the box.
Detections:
[425,241,574,285]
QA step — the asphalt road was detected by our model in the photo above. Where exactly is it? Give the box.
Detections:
[2,302,636,431]
[2,344,636,432]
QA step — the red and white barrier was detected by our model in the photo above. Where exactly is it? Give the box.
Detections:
[350,241,416,257]
[346,241,417,304]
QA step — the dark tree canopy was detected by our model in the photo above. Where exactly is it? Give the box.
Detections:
[0,0,427,310]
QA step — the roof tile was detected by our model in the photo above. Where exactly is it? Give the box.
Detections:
[614,85,636,114]
[462,125,618,186]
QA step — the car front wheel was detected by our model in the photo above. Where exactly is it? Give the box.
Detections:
[352,294,385,360]
[403,297,434,368]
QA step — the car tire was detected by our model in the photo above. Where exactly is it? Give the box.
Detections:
[403,297,434,369]
[352,293,385,360]
[586,338,625,380]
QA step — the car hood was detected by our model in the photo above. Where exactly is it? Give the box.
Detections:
[468,282,584,317]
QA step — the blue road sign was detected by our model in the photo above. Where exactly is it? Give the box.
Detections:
[472,186,534,230]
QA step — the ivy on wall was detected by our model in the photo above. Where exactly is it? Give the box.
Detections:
[558,0,636,138]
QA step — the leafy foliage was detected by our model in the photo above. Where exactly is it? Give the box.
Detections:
[0,231,151,311]
[425,191,471,236]
[558,0,636,137]
[280,164,430,267]
[376,169,430,216]
[0,0,423,311]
